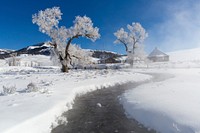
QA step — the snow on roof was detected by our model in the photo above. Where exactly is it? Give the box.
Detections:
[148,47,168,57]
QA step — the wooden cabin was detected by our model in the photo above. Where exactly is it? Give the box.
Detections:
[148,47,169,62]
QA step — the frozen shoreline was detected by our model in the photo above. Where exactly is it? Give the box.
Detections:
[122,69,200,133]
[52,77,158,133]
[0,67,152,133]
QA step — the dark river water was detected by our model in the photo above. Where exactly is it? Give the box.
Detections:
[51,73,173,133]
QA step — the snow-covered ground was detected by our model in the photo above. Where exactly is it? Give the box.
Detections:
[1,47,200,133]
[0,59,7,67]
[120,48,200,133]
[5,54,53,67]
[0,66,151,133]
[122,69,200,133]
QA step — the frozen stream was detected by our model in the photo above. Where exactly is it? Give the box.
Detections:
[51,73,173,133]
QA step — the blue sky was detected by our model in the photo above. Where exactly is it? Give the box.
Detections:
[1,0,200,54]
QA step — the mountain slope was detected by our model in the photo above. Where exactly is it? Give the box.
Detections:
[0,42,52,59]
[0,43,123,60]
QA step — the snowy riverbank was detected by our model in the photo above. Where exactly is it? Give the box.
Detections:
[0,67,152,133]
[52,76,156,133]
[122,68,200,133]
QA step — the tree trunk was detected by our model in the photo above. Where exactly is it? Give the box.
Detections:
[51,43,69,73]
[129,59,134,68]
[127,51,134,68]
[61,63,69,73]
[51,36,79,73]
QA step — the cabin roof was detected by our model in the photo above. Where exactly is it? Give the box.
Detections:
[148,47,168,57]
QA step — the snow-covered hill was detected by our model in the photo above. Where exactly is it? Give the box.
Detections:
[0,42,52,59]
[16,42,52,56]
[168,48,200,62]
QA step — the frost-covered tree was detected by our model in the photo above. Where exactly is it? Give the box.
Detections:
[32,7,100,72]
[114,22,148,67]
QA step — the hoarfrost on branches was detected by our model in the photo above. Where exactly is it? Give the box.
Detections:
[32,7,100,72]
[114,28,129,51]
[114,22,148,66]
[32,7,62,35]
[69,16,100,41]
[68,44,93,67]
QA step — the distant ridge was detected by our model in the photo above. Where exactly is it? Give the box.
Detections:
[0,42,52,59]
[0,43,123,59]
[0,49,13,54]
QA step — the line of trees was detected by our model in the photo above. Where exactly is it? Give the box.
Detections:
[32,7,148,72]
